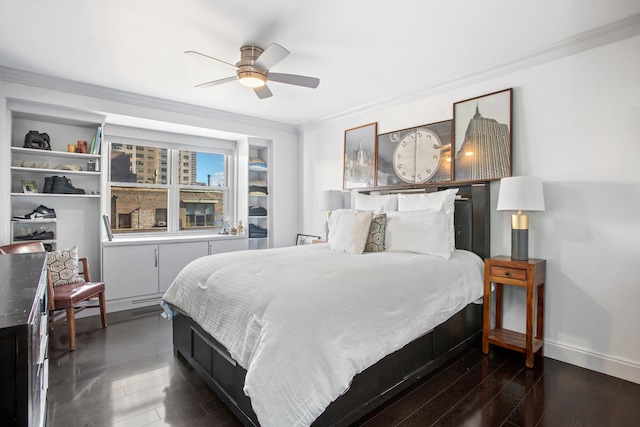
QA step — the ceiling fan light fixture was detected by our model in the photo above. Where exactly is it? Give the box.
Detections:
[187,43,318,98]
[238,71,266,88]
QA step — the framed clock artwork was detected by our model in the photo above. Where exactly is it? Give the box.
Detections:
[376,120,452,188]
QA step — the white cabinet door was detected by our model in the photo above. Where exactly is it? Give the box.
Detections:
[209,238,248,255]
[158,241,208,293]
[103,245,158,300]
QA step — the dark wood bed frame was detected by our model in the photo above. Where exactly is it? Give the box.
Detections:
[172,183,490,426]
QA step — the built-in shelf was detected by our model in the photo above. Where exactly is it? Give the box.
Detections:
[8,101,104,278]
[11,193,101,198]
[11,146,101,159]
[248,143,270,250]
[11,167,100,176]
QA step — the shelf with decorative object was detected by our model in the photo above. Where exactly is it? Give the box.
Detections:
[11,147,101,196]
[11,146,101,160]
[11,219,57,251]
[7,101,105,277]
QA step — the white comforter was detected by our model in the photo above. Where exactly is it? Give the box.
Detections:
[162,244,484,427]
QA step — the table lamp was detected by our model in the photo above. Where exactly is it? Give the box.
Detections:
[496,176,545,261]
[320,190,344,241]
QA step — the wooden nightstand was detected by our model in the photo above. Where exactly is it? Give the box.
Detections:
[482,256,546,368]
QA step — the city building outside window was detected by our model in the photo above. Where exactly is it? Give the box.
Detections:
[108,143,228,235]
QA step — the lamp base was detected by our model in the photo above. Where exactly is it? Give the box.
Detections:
[511,228,529,261]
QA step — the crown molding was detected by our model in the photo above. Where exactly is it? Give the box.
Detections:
[297,13,640,133]
[0,66,297,135]
[2,13,638,137]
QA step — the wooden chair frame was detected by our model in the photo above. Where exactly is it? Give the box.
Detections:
[47,256,107,351]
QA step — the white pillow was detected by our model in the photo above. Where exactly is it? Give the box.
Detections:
[328,209,374,254]
[385,207,453,258]
[398,189,459,251]
[353,193,398,212]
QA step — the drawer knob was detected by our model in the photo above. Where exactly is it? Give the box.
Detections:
[505,271,510,276]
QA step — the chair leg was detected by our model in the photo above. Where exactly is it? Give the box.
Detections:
[99,291,107,328]
[66,307,76,351]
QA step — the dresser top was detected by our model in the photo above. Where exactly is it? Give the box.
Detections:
[0,253,46,330]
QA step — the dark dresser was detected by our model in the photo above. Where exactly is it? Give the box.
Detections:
[0,253,49,427]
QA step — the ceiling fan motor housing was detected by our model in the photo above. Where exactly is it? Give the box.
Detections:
[187,42,317,96]
[237,46,267,84]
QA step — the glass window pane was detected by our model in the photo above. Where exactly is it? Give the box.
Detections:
[109,142,229,235]
[110,187,168,233]
[180,189,224,230]
[179,150,226,186]
[111,143,168,184]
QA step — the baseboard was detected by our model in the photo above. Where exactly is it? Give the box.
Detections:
[73,304,162,325]
[545,339,640,384]
[104,295,163,314]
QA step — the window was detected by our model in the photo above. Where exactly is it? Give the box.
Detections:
[108,143,229,235]
[178,150,227,231]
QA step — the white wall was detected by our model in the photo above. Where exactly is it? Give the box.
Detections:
[299,35,640,383]
[0,78,299,250]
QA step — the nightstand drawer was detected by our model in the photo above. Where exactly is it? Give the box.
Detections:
[491,266,527,281]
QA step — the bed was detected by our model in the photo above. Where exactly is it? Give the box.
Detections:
[163,183,490,427]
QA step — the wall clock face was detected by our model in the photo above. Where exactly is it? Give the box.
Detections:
[392,129,442,184]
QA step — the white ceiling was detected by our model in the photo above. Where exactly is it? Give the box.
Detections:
[1,0,639,127]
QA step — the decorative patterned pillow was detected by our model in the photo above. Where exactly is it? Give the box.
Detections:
[364,213,387,253]
[47,245,83,287]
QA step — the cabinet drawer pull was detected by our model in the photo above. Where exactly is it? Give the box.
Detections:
[504,271,510,276]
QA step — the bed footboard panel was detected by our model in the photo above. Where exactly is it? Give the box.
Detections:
[313,302,482,426]
[173,314,259,426]
[433,302,483,359]
[172,302,482,427]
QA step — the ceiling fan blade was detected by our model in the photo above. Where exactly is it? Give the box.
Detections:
[195,76,237,88]
[184,50,237,69]
[254,85,273,99]
[267,72,320,88]
[254,43,290,70]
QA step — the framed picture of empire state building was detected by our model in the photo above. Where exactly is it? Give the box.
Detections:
[453,88,513,182]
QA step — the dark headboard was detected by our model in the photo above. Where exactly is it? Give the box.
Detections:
[453,183,490,259]
[358,182,491,259]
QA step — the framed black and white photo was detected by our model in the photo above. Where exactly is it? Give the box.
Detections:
[343,122,377,190]
[376,120,452,188]
[453,88,513,182]
[296,234,320,245]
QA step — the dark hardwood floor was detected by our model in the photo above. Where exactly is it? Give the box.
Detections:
[47,310,640,427]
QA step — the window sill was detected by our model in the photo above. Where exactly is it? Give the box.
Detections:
[102,233,247,247]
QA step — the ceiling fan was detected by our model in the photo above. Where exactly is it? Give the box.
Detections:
[185,43,320,99]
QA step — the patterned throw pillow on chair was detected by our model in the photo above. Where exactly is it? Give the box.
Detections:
[47,245,83,286]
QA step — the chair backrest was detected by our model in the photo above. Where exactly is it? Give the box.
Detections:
[0,241,46,254]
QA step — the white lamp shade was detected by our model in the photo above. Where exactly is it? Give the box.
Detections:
[497,176,545,212]
[320,190,344,211]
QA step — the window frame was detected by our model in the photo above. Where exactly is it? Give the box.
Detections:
[105,129,235,238]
